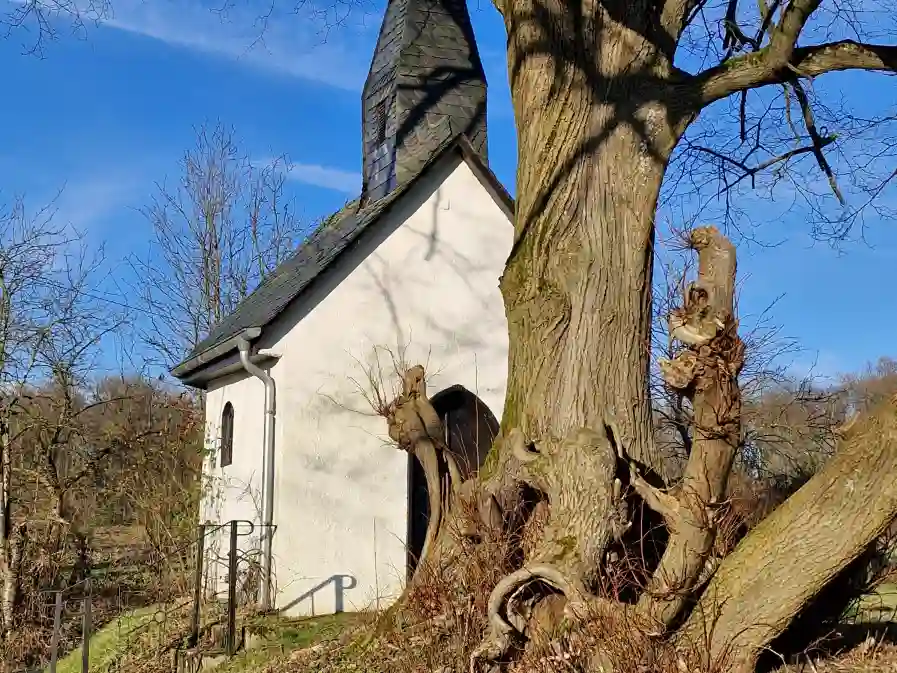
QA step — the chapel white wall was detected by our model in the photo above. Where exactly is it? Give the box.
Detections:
[201,372,268,599]
[201,153,513,615]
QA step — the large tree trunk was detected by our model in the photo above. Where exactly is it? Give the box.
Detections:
[466,6,694,666]
[498,1,684,475]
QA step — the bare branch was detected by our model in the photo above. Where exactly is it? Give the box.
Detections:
[688,138,835,191]
[694,40,897,106]
[128,123,308,371]
[789,79,845,204]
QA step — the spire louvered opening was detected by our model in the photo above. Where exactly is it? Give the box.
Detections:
[360,0,488,205]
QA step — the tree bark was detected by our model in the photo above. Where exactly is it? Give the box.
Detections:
[634,227,744,629]
[498,0,687,476]
[679,393,897,673]
[465,5,699,668]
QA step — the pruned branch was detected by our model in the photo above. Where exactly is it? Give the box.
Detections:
[640,226,744,629]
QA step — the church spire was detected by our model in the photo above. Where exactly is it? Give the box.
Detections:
[360,0,488,204]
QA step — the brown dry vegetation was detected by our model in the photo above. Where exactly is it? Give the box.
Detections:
[0,376,204,671]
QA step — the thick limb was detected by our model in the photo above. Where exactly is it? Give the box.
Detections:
[679,393,897,673]
[637,226,744,629]
[386,366,456,576]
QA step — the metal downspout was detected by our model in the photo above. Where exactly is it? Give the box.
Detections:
[236,337,276,611]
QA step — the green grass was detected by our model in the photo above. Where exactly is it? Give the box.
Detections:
[52,606,160,673]
[852,582,897,622]
[52,607,363,673]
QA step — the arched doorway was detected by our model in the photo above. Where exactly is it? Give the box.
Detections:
[406,386,500,577]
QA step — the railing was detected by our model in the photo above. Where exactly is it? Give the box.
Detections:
[9,519,269,673]
[189,519,262,655]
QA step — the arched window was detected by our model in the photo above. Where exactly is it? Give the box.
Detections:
[220,402,234,468]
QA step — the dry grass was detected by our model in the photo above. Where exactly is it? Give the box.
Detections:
[780,637,897,673]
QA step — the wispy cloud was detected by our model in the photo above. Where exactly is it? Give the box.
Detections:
[101,0,375,90]
[252,155,361,193]
[286,162,361,194]
[56,174,145,231]
[785,350,846,385]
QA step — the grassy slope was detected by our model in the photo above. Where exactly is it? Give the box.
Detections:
[53,606,160,673]
[216,613,363,673]
[50,608,362,673]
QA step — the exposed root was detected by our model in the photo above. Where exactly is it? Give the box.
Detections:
[471,425,632,668]
[471,563,594,672]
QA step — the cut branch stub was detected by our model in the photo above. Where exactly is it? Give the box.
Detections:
[386,364,444,450]
[385,365,507,590]
[385,365,453,577]
[658,351,699,391]
[637,225,744,630]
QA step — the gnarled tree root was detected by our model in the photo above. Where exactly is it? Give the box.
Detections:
[470,562,595,672]
[471,424,632,670]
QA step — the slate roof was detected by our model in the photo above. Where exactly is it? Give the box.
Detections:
[171,0,499,381]
[360,0,487,202]
[171,135,512,380]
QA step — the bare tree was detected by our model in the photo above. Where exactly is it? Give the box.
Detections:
[0,193,122,639]
[1,0,111,55]
[129,123,306,371]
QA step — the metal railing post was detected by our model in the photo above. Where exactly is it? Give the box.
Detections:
[226,521,238,656]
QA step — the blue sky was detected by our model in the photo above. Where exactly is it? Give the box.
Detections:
[0,0,895,382]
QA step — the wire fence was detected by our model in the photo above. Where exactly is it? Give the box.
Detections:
[10,520,267,673]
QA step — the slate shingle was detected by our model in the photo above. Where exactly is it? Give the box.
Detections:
[360,0,487,204]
